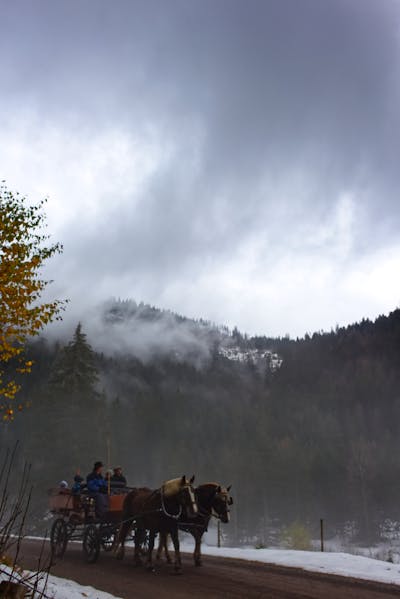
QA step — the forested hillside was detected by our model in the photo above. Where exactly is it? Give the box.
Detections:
[3,301,400,544]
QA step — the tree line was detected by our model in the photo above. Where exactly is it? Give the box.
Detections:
[3,309,400,544]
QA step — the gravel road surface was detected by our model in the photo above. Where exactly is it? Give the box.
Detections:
[17,539,400,598]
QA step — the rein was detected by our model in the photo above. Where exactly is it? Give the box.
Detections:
[210,508,228,521]
[196,505,212,520]
[198,505,224,521]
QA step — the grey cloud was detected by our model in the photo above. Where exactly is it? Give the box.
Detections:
[48,299,214,367]
[2,0,400,335]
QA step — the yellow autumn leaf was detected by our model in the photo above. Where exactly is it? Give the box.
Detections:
[0,183,67,416]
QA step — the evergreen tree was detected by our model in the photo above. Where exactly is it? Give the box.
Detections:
[25,324,106,489]
[50,323,98,397]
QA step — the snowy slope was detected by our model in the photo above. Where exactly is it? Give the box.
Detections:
[44,573,122,599]
[0,566,121,599]
[218,346,282,369]
[181,544,400,586]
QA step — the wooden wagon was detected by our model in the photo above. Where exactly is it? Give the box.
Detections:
[49,489,133,563]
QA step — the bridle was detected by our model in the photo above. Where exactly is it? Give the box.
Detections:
[212,489,233,521]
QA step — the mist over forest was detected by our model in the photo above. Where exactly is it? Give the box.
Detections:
[2,298,400,545]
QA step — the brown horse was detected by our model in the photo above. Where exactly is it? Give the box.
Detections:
[156,482,233,566]
[115,475,197,572]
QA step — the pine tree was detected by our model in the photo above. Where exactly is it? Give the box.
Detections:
[33,324,106,478]
[50,323,98,397]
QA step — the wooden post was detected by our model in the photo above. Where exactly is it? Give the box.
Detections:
[320,518,324,552]
[107,437,111,496]
[217,520,221,548]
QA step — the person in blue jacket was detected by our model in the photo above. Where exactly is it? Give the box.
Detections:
[86,461,108,518]
[72,474,84,495]
[87,461,107,492]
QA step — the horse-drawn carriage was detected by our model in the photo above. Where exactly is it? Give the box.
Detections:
[49,476,233,572]
[49,488,137,563]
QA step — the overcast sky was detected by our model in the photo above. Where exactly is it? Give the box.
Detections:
[1,0,400,338]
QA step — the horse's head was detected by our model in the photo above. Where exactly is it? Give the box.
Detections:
[212,484,233,524]
[162,475,198,517]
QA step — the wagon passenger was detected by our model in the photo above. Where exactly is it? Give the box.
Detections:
[86,461,108,519]
[72,474,84,495]
[111,466,127,487]
[58,480,69,494]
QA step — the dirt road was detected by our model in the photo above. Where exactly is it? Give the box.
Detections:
[17,539,400,598]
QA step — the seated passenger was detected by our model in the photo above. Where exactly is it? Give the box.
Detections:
[58,480,69,494]
[111,466,127,486]
[86,461,108,518]
[72,474,84,495]
[86,461,107,492]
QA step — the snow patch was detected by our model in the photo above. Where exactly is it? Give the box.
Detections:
[0,565,122,599]
[180,544,400,587]
[219,346,282,369]
[45,573,123,599]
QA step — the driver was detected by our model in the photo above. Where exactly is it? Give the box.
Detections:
[86,461,108,518]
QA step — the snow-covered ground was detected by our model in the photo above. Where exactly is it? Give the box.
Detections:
[44,573,122,599]
[0,566,122,599]
[10,535,400,592]
[179,543,400,586]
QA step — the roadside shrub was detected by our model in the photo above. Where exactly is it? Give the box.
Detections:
[254,541,266,549]
[281,521,312,551]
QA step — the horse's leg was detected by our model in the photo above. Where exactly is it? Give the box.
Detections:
[193,530,203,566]
[156,531,164,561]
[146,530,156,572]
[115,520,130,560]
[164,532,172,564]
[170,527,182,573]
[157,531,172,563]
[134,528,144,566]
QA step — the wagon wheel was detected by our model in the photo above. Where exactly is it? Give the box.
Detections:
[83,524,100,563]
[100,525,116,552]
[50,518,68,559]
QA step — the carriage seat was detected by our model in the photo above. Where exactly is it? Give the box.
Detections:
[48,488,76,513]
